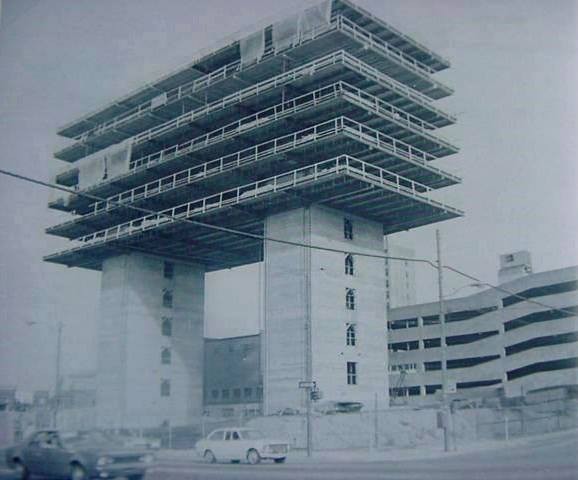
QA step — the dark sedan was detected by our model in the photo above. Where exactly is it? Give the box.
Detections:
[5,430,154,479]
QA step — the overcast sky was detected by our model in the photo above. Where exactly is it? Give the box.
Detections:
[0,0,577,394]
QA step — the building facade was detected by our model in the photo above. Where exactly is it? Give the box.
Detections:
[45,0,460,427]
[388,261,578,404]
[204,335,263,418]
[384,238,417,310]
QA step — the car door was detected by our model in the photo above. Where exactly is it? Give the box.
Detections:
[230,430,245,460]
[21,433,50,476]
[43,433,72,477]
[206,430,225,459]
[221,431,234,460]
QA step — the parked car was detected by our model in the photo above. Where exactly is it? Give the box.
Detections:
[195,427,290,464]
[314,401,364,414]
[275,407,300,416]
[119,434,161,450]
[4,430,155,479]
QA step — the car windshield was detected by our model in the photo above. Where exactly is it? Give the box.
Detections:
[60,431,123,449]
[240,430,265,440]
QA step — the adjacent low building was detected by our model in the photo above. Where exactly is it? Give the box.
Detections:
[388,252,578,404]
[203,335,262,418]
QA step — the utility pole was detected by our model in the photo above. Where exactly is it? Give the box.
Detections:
[436,230,453,452]
[306,385,312,457]
[299,381,316,457]
[373,392,379,450]
[304,208,313,457]
[53,321,63,428]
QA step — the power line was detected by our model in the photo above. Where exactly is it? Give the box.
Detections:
[0,166,576,319]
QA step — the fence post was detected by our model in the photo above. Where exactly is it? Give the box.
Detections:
[504,411,509,441]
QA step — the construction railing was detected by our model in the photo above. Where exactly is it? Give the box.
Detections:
[57,154,461,253]
[129,112,448,176]
[53,114,459,225]
[57,44,456,162]
[68,15,442,144]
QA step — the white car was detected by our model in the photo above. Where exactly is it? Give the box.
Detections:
[195,428,289,464]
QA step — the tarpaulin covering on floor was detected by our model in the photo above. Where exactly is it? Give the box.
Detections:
[48,178,72,207]
[150,92,168,110]
[272,13,300,53]
[78,152,106,189]
[77,140,132,189]
[105,140,132,179]
[299,0,332,38]
[240,29,266,67]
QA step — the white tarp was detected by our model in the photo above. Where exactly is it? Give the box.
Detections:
[77,152,106,189]
[299,0,332,38]
[272,13,300,53]
[77,140,132,189]
[105,140,132,179]
[240,29,266,67]
[151,92,168,109]
[48,179,71,207]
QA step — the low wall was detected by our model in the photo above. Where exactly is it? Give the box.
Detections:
[247,407,444,450]
[246,399,578,450]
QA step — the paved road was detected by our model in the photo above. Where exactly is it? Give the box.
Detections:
[2,431,576,480]
[148,431,578,480]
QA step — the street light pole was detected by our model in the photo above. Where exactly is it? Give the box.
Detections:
[53,321,63,428]
[436,230,453,452]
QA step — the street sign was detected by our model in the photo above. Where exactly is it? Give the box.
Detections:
[298,381,316,389]
[311,389,323,401]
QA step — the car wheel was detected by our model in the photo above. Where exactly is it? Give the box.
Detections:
[69,463,87,480]
[13,460,30,480]
[274,457,286,464]
[246,449,261,465]
[204,449,216,464]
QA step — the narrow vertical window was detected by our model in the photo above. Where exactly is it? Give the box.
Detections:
[161,317,172,337]
[347,362,357,385]
[161,379,171,397]
[346,323,356,346]
[161,347,171,365]
[346,288,356,310]
[162,289,173,308]
[344,218,353,240]
[163,261,174,279]
[345,254,354,276]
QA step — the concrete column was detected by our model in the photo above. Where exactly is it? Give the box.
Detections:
[96,253,204,429]
[263,206,388,414]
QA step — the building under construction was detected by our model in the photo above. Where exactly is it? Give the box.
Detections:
[45,0,461,428]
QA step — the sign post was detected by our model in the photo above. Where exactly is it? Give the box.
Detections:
[299,381,318,457]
